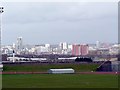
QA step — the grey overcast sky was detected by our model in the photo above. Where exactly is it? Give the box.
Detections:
[1,2,118,45]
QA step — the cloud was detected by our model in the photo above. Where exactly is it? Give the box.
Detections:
[2,2,117,24]
[1,2,118,44]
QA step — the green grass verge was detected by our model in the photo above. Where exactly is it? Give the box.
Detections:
[3,63,99,72]
[2,74,118,88]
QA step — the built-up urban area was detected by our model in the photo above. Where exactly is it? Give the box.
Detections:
[1,37,119,62]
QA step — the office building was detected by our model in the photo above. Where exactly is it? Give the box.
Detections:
[16,37,23,54]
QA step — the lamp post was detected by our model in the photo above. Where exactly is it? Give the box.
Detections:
[0,7,4,65]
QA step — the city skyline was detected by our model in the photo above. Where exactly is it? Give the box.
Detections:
[1,37,117,46]
[1,2,118,45]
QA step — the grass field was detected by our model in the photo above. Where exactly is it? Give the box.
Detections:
[2,63,118,88]
[2,74,118,88]
[3,63,99,72]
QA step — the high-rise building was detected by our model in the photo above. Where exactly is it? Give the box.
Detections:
[68,44,72,50]
[80,44,89,55]
[59,42,68,50]
[96,41,100,49]
[45,44,50,52]
[59,42,68,54]
[72,44,80,56]
[12,43,16,49]
[16,37,23,54]
[72,44,89,56]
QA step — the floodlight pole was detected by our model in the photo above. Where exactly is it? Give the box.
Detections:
[0,7,4,64]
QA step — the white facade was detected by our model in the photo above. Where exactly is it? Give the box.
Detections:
[96,41,100,49]
[109,44,119,55]
[45,44,50,48]
[1,46,13,55]
[12,43,16,49]
[35,46,49,54]
[68,44,72,50]
[63,42,68,50]
[45,44,50,52]
[59,42,68,50]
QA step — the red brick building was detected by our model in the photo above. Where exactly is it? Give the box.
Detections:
[72,44,89,56]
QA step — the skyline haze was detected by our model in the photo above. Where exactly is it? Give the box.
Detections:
[1,2,118,45]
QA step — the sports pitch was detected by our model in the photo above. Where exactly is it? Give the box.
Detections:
[3,63,99,72]
[2,63,119,88]
[2,74,118,88]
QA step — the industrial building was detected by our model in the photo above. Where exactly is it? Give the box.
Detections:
[96,61,120,72]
